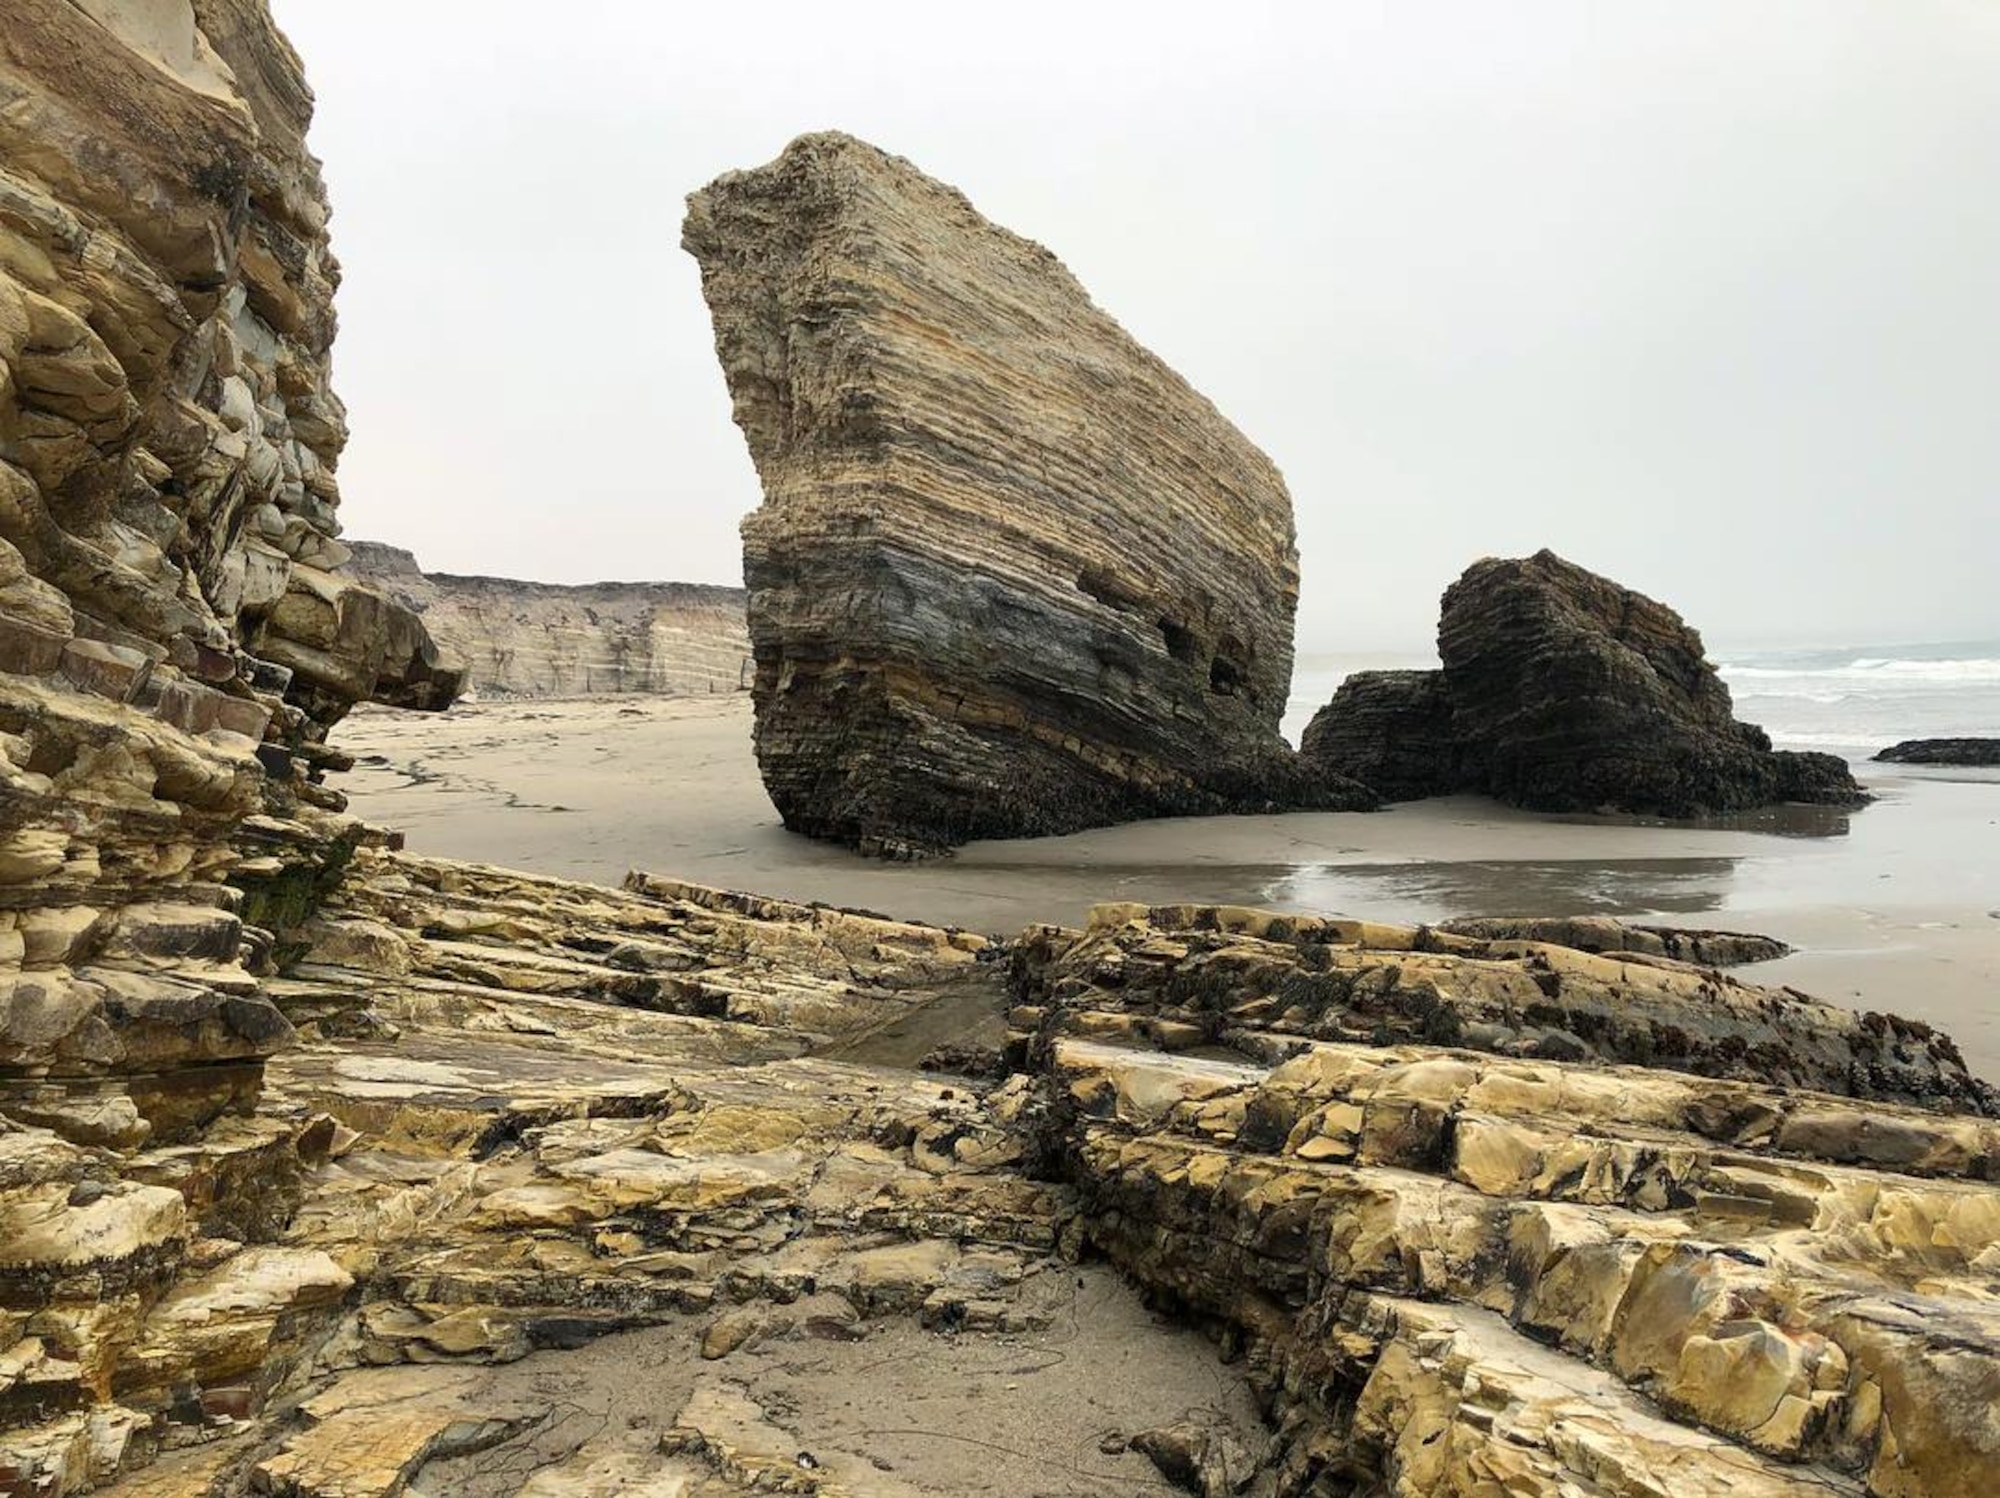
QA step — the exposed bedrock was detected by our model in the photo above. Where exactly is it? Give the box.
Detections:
[1013,903,2000,1496]
[8,853,1997,1495]
[684,131,1374,857]
[1873,738,2000,767]
[1011,903,1990,1111]
[346,540,754,700]
[0,1,457,1146]
[1302,550,1868,816]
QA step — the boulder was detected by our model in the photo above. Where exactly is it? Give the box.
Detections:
[1297,670,1457,801]
[684,132,1372,856]
[1302,550,1867,816]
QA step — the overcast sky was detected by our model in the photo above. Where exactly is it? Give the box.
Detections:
[271,1,1999,653]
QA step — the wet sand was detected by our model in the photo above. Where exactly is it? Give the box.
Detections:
[332,695,2000,1082]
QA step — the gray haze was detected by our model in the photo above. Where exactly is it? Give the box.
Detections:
[272,0,2000,652]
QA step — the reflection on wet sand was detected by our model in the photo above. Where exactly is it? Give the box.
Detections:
[1264,857,1745,922]
[330,696,2000,1082]
[1542,803,1854,839]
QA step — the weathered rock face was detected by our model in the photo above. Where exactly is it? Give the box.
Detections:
[11,851,1998,1496]
[1875,737,2000,766]
[346,541,754,700]
[1297,669,1457,802]
[684,132,1373,857]
[1303,550,1867,816]
[0,1,457,1146]
[1011,902,1989,1111]
[1015,902,2000,1496]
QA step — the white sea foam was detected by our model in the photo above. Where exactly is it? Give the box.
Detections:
[1722,657,2000,685]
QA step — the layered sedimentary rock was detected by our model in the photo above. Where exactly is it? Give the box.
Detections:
[0,848,1142,1492]
[7,16,1997,1495]
[1874,738,2000,767]
[1011,903,1988,1110]
[13,848,1998,1496]
[685,132,1372,857]
[1303,550,1867,815]
[0,4,456,1153]
[1013,902,2000,1496]
[347,540,753,699]
[1297,669,1456,802]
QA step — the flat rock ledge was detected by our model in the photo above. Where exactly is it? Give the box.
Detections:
[684,132,1372,858]
[1303,550,1869,817]
[3,847,1996,1496]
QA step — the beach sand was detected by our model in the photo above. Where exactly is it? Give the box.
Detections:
[331,695,2000,1082]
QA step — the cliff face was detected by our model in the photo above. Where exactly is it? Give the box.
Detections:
[684,132,1372,857]
[0,0,456,1147]
[346,541,752,699]
[1303,550,1866,815]
[4,26,1999,1493]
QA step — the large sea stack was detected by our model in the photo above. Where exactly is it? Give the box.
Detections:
[684,133,1373,856]
[1303,550,1867,815]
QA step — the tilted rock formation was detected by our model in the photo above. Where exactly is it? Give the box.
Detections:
[346,540,753,700]
[5,16,1996,1494]
[0,3,457,1150]
[10,849,1998,1495]
[1303,550,1867,816]
[1011,903,1988,1110]
[1013,902,2000,1496]
[684,132,1374,857]
[1874,738,2000,767]
[1436,913,1791,967]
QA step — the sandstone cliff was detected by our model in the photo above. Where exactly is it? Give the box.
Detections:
[1304,549,1867,816]
[4,16,1997,1495]
[0,0,456,1146]
[346,541,752,699]
[685,132,1373,857]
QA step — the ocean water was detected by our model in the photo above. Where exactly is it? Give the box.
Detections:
[1284,640,2000,760]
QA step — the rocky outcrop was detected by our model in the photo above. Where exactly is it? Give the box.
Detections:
[1874,738,2000,767]
[1297,669,1457,802]
[1437,914,1791,966]
[1015,902,2000,1496]
[0,2,456,1148]
[346,541,753,699]
[6,18,1996,1496]
[684,132,1373,857]
[1011,903,1987,1110]
[1302,550,1868,816]
[10,849,1998,1496]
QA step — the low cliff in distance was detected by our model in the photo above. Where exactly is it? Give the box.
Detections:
[1304,549,1868,817]
[685,132,1374,858]
[346,541,751,699]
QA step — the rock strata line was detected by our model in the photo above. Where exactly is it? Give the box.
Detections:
[685,131,1373,856]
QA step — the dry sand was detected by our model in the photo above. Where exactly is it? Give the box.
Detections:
[333,695,2000,1082]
